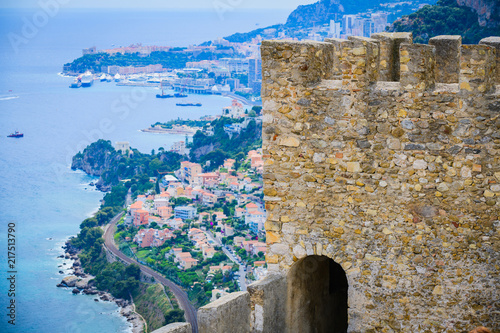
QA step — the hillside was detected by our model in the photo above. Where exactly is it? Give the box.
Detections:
[189,116,262,171]
[388,0,500,44]
[224,0,433,43]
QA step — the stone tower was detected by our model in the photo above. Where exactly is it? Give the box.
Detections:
[260,33,499,332]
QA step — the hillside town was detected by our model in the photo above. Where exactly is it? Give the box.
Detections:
[115,144,266,303]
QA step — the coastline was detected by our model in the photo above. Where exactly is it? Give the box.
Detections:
[57,240,145,333]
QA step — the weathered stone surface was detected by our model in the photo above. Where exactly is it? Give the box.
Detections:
[198,291,250,333]
[247,274,287,333]
[150,323,192,333]
[429,35,461,83]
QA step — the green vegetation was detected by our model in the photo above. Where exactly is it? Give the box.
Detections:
[64,50,240,73]
[72,139,183,192]
[389,0,500,44]
[189,117,262,171]
[133,283,184,332]
[152,119,210,130]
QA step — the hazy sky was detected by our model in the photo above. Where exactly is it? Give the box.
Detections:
[0,0,318,9]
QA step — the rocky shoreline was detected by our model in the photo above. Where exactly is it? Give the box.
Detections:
[57,240,144,333]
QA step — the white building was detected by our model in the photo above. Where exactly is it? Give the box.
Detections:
[170,141,187,155]
[115,141,130,154]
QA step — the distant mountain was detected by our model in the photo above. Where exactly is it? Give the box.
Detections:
[388,0,500,44]
[285,0,379,28]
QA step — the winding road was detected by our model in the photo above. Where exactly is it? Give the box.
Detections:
[103,213,198,333]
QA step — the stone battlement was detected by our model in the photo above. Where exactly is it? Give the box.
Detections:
[261,33,499,94]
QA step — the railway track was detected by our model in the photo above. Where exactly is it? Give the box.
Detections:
[103,213,198,333]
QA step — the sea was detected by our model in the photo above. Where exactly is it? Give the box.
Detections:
[0,7,289,333]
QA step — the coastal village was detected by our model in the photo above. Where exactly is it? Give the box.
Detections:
[117,148,266,302]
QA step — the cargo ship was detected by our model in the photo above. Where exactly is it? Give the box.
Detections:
[7,131,23,138]
[81,72,94,87]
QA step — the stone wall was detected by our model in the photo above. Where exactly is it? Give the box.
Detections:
[261,34,500,332]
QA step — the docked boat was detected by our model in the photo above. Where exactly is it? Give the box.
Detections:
[114,73,122,82]
[156,79,174,98]
[7,131,23,138]
[176,102,202,107]
[156,92,174,99]
[106,74,112,82]
[69,78,81,88]
[81,72,94,87]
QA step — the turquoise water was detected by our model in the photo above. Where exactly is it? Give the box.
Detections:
[0,7,286,333]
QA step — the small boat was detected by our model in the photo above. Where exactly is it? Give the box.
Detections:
[100,74,106,82]
[176,102,202,107]
[69,79,81,88]
[8,131,23,138]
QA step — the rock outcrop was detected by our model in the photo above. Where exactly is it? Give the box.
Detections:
[457,0,499,26]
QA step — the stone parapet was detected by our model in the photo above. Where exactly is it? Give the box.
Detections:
[479,36,500,84]
[400,43,436,91]
[150,323,192,333]
[460,44,496,95]
[197,291,250,333]
[261,40,334,89]
[371,32,413,81]
[339,36,380,90]
[247,274,286,333]
[429,35,462,83]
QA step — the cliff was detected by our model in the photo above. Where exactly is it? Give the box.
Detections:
[71,139,123,177]
[71,139,183,192]
[389,0,500,43]
[284,0,344,28]
[457,0,499,27]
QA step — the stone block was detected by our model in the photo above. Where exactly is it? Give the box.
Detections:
[198,291,250,333]
[429,35,462,83]
[324,38,348,79]
[371,32,413,81]
[460,44,496,94]
[261,40,334,87]
[247,274,287,333]
[150,323,192,333]
[400,43,436,91]
[479,36,500,84]
[341,36,380,89]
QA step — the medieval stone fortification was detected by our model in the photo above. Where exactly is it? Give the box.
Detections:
[156,33,500,333]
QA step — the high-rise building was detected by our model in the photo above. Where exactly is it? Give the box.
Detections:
[329,20,341,39]
[248,58,262,93]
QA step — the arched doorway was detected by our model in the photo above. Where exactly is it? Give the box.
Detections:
[287,255,348,333]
